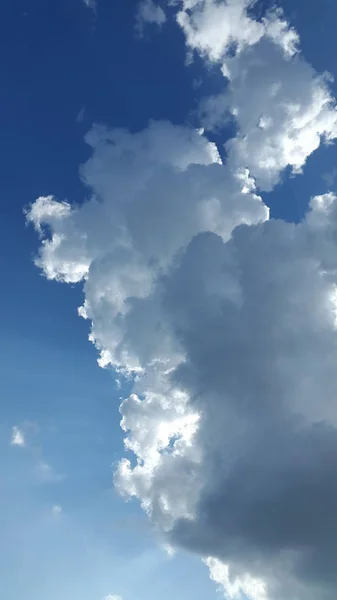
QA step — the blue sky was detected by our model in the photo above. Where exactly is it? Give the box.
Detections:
[0,2,220,599]
[3,1,337,600]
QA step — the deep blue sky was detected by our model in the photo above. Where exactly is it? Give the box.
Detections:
[2,1,337,598]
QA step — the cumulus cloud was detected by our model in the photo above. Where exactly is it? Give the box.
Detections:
[176,0,337,190]
[27,120,267,373]
[136,0,166,35]
[176,0,298,63]
[176,0,265,62]
[223,45,337,191]
[27,2,337,600]
[10,426,25,447]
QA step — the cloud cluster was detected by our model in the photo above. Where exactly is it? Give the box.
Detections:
[27,2,337,600]
[178,0,337,190]
[176,0,298,62]
[27,120,267,375]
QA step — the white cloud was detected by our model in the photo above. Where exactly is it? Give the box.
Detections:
[136,0,166,35]
[176,0,265,62]
[103,596,123,600]
[10,426,25,447]
[27,120,267,374]
[113,192,337,600]
[175,1,337,190]
[28,121,337,599]
[28,4,337,599]
[223,42,337,191]
[176,1,298,64]
[205,557,267,600]
[52,505,62,517]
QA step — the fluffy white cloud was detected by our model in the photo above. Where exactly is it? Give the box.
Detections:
[28,3,337,599]
[10,426,25,447]
[136,0,166,35]
[27,121,267,374]
[176,1,298,63]
[205,557,267,600]
[221,42,337,191]
[176,0,337,190]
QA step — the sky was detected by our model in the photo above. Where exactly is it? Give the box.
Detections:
[2,1,337,599]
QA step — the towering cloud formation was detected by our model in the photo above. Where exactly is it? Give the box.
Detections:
[27,2,337,599]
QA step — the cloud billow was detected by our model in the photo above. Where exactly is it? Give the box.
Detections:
[27,2,337,599]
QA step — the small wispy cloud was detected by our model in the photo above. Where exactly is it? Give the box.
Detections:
[136,0,166,36]
[36,460,65,484]
[83,0,97,12]
[76,106,86,123]
[322,167,337,189]
[52,504,62,517]
[10,426,25,447]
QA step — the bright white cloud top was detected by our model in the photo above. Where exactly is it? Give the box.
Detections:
[27,2,337,600]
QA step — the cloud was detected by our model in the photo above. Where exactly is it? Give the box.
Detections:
[176,1,299,63]
[176,0,266,63]
[225,47,337,191]
[322,166,337,188]
[83,0,96,11]
[27,120,267,374]
[28,131,337,600]
[103,596,123,600]
[76,106,86,124]
[9,422,63,484]
[136,0,166,35]
[52,505,62,517]
[205,557,267,600]
[114,191,337,600]
[174,1,337,191]
[27,3,337,600]
[10,426,25,447]
[36,461,65,484]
